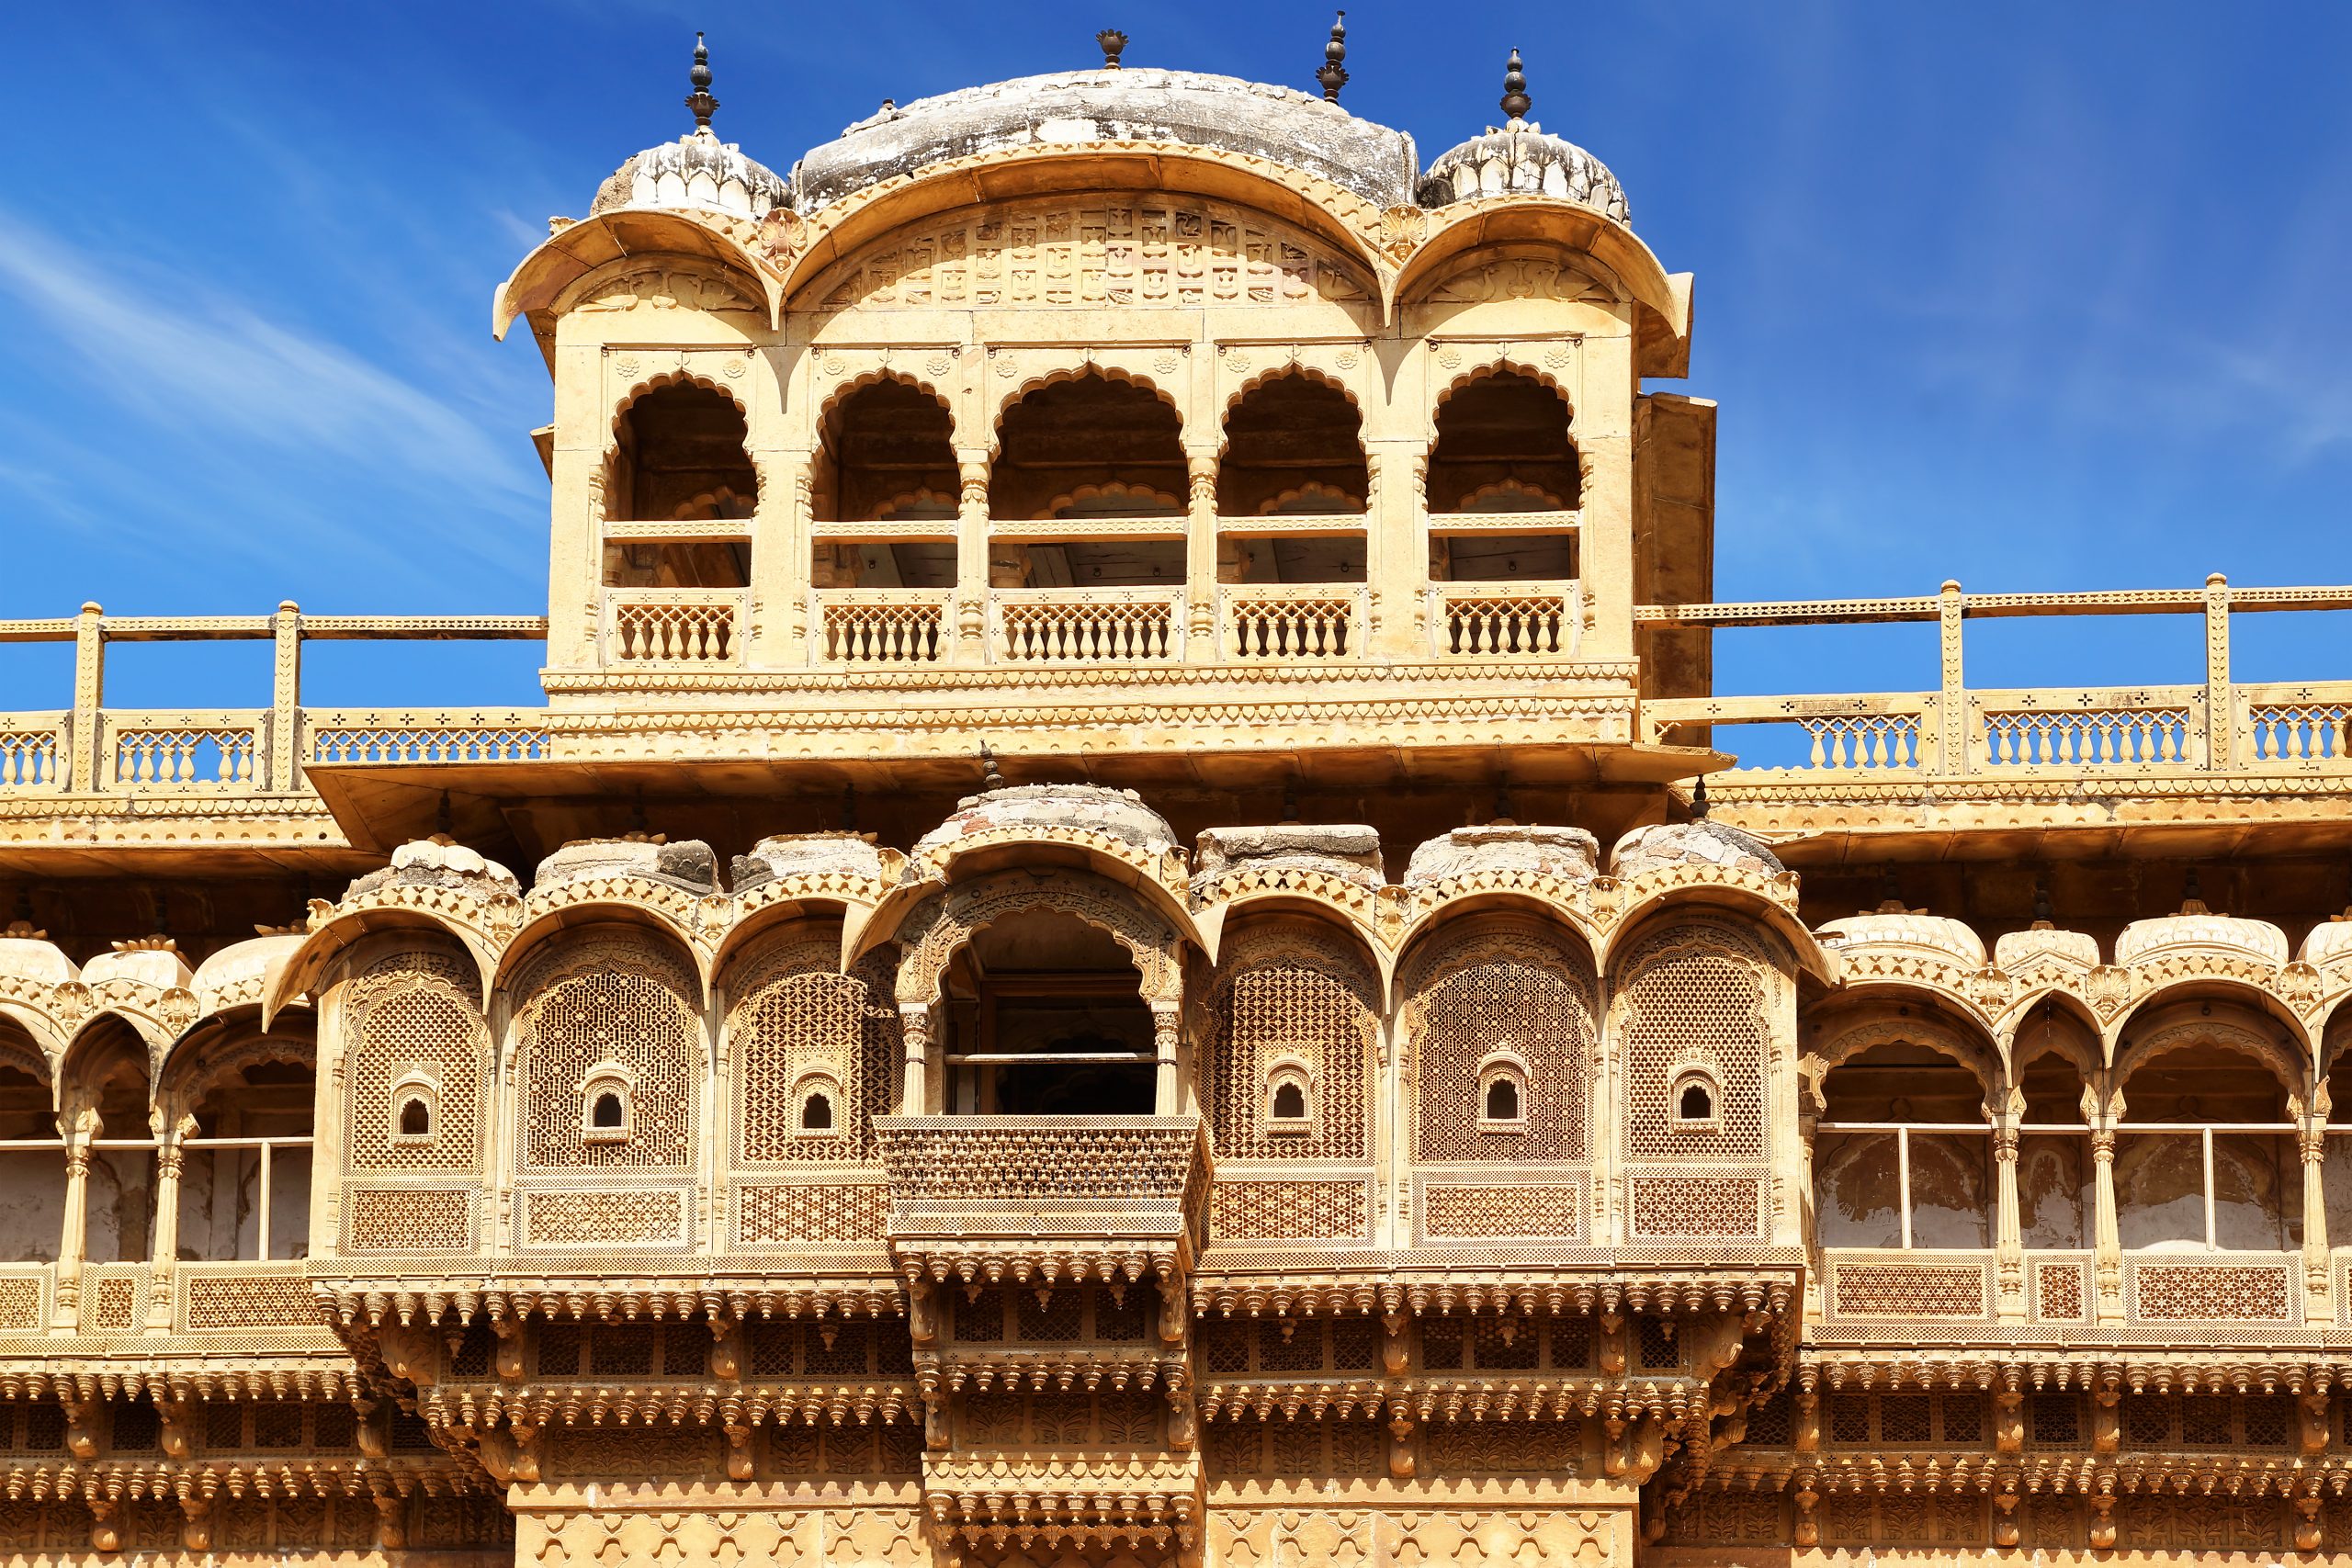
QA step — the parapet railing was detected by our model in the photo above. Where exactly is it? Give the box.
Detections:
[1637,577,2352,781]
[0,604,548,797]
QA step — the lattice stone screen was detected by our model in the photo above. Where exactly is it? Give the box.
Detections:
[1204,928,1376,1161]
[1616,924,1771,1160]
[344,949,488,1174]
[2128,1258,2296,1323]
[1407,921,1594,1163]
[729,941,898,1164]
[1419,1179,1583,1240]
[1207,1178,1371,1243]
[1825,1252,1994,1320]
[514,936,701,1171]
[342,1186,474,1252]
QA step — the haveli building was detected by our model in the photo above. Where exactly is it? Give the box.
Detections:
[1,25,2349,1567]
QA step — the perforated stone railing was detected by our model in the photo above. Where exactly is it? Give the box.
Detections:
[1972,689,2199,769]
[605,588,743,663]
[1221,584,1363,661]
[814,589,951,665]
[993,588,1184,664]
[0,716,64,791]
[109,712,263,789]
[1430,580,1577,659]
[305,712,553,764]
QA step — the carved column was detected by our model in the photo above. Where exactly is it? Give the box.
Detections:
[71,601,105,793]
[1938,579,1964,775]
[956,453,990,660]
[1795,1060,1824,1320]
[145,1112,194,1331]
[2203,571,2233,768]
[1991,1086,2025,1320]
[1184,453,1218,660]
[54,1106,97,1328]
[1150,1001,1182,1113]
[899,1003,932,1115]
[2086,1083,2124,1322]
[2299,1083,2330,1310]
[749,456,808,668]
[269,599,302,791]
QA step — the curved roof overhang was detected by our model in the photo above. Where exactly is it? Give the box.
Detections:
[782,141,1392,315]
[1601,882,1832,985]
[263,908,499,1031]
[1396,197,1693,378]
[493,208,784,367]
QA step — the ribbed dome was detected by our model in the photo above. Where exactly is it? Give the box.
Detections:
[1419,50,1631,225]
[588,35,789,220]
[592,130,789,220]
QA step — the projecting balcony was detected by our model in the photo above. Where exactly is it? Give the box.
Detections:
[874,1115,1211,1290]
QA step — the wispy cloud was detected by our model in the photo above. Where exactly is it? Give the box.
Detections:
[0,209,540,570]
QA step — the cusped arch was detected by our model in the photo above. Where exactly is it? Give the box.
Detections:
[888,871,1185,1009]
[1191,885,1386,991]
[1392,894,1600,1012]
[156,1013,317,1124]
[56,1013,156,1118]
[1218,362,1366,433]
[605,364,755,442]
[2109,975,2312,1063]
[1804,1003,2007,1106]
[2113,1003,2309,1101]
[1200,914,1382,1163]
[494,901,709,1011]
[264,904,502,1030]
[0,998,69,1070]
[494,208,783,357]
[1389,198,1691,375]
[0,1014,55,1095]
[2002,989,2107,1082]
[1399,910,1600,1165]
[1601,885,1827,986]
[815,367,960,444]
[1430,357,1577,422]
[1032,481,1185,521]
[988,364,1187,454]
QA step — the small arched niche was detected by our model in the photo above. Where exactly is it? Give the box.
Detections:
[603,381,755,590]
[2015,1037,2090,1249]
[989,374,1186,589]
[1426,369,1578,585]
[2116,1036,2297,1253]
[810,377,957,590]
[943,908,1158,1117]
[1813,1040,1990,1250]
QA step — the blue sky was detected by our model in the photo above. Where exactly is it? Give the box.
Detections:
[2,1,2346,711]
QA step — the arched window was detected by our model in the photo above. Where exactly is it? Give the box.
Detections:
[1216,374,1368,588]
[1267,1069,1312,1132]
[1484,1076,1521,1121]
[809,378,957,590]
[1812,1039,1991,1250]
[989,374,1186,590]
[577,1061,639,1145]
[1426,369,1577,585]
[1678,1079,1715,1122]
[2115,1034,2296,1252]
[800,1089,835,1131]
[590,1092,625,1129]
[397,1096,432,1137]
[602,380,755,590]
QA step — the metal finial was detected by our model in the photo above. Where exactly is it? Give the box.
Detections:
[841,784,859,834]
[1499,46,1531,125]
[684,32,719,130]
[1097,28,1128,69]
[1492,773,1514,826]
[2032,875,2054,926]
[435,790,454,839]
[1878,865,1903,912]
[979,743,1005,792]
[1317,12,1350,103]
[1281,777,1300,824]
[1689,774,1709,819]
[2181,865,2204,912]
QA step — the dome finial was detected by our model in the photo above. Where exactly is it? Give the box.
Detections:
[1317,12,1350,104]
[684,31,719,131]
[1499,46,1531,126]
[1097,28,1129,69]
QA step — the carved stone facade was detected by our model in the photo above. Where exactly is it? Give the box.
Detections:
[0,28,2346,1568]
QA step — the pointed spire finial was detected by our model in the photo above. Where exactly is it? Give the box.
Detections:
[2032,874,2054,927]
[684,31,719,131]
[1317,12,1350,104]
[1689,773,1710,819]
[1499,46,1531,126]
[841,784,859,834]
[1097,28,1128,69]
[979,742,1005,792]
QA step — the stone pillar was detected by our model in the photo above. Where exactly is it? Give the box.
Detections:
[54,1106,96,1328]
[2204,571,2233,768]
[71,602,105,793]
[2086,1083,2123,1323]
[956,453,990,661]
[269,600,303,791]
[145,1114,193,1331]
[1938,579,1964,774]
[1185,453,1219,660]
[1151,1002,1182,1113]
[1992,1087,2024,1320]
[1795,1061,1824,1319]
[899,1003,932,1115]
[2300,1089,2329,1312]
[748,457,807,668]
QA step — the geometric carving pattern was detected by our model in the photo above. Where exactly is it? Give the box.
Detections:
[2132,1261,2293,1321]
[1208,1178,1368,1243]
[180,1272,316,1331]
[737,1180,887,1245]
[344,948,485,1173]
[730,939,898,1164]
[1204,924,1375,1160]
[522,1188,687,1247]
[0,1280,40,1333]
[1421,1180,1581,1239]
[1406,919,1593,1162]
[1627,1173,1763,1239]
[514,935,699,1170]
[342,1186,472,1252]
[2033,1258,2086,1322]
[1425,1418,1579,1475]
[1828,1259,1991,1319]
[1617,924,1770,1158]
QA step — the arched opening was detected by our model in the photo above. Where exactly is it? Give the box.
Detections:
[943,909,1158,1116]
[396,1096,432,1137]
[989,375,1187,588]
[64,1021,155,1266]
[1426,370,1578,585]
[176,1041,317,1262]
[2014,1015,2094,1249]
[800,1090,835,1132]
[2324,1021,2352,1250]
[590,1091,625,1129]
[2116,1037,2296,1252]
[0,1028,61,1263]
[1678,1080,1715,1121]
[1216,375,1368,587]
[809,378,957,590]
[603,381,755,590]
[1483,1075,1521,1122]
[1270,1079,1308,1122]
[1813,1040,1990,1250]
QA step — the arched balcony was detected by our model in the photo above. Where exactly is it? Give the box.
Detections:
[808,377,960,667]
[1214,373,1371,661]
[1813,1041,1993,1251]
[1424,368,1581,660]
[600,378,755,665]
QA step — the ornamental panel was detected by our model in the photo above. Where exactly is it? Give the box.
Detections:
[341,1185,474,1252]
[1405,918,1594,1164]
[514,934,701,1172]
[2129,1258,2296,1322]
[1616,923,1772,1160]
[1826,1253,1994,1319]
[343,947,487,1174]
[1625,1170,1766,1240]
[177,1266,316,1332]
[1207,1177,1370,1243]
[522,1186,691,1249]
[1202,923,1376,1162]
[736,1179,888,1245]
[729,937,899,1165]
[1419,1178,1583,1240]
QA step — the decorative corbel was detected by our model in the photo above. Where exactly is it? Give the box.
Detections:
[1385,1413,1417,1478]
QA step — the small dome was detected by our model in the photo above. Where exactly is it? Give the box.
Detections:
[589,36,788,220]
[923,783,1178,860]
[1419,51,1630,224]
[1405,824,1599,886]
[536,837,720,897]
[1815,912,1987,971]
[1194,825,1385,893]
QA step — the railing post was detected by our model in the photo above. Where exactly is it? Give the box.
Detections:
[2204,571,2232,770]
[71,602,105,794]
[1184,453,1218,662]
[1938,580,1964,776]
[956,453,990,662]
[270,601,302,792]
